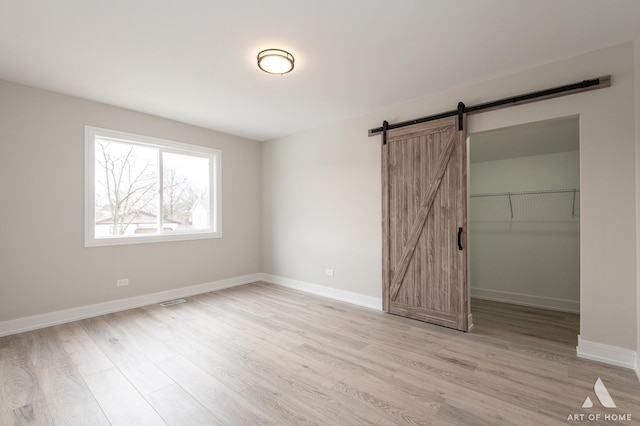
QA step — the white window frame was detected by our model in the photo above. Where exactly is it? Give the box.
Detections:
[85,126,221,247]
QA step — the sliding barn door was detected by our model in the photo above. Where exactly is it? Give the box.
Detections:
[382,116,468,331]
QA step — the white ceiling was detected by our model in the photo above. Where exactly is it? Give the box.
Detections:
[1,1,639,141]
[469,116,579,163]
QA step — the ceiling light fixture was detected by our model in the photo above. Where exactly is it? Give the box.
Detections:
[257,49,295,75]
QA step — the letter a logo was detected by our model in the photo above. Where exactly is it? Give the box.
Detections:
[581,377,616,408]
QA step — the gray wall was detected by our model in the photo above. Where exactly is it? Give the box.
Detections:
[260,121,381,297]
[0,80,262,321]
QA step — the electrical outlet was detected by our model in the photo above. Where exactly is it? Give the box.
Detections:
[325,269,334,277]
[116,278,129,287]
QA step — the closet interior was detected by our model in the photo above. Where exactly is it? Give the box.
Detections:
[468,116,581,340]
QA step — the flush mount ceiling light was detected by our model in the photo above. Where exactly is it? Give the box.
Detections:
[257,49,295,75]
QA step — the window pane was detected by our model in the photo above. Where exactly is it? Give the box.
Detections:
[162,152,210,231]
[86,126,220,247]
[94,139,159,237]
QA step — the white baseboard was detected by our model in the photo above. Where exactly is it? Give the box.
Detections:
[577,336,639,371]
[471,288,579,313]
[467,314,474,332]
[2,272,636,379]
[260,273,383,311]
[0,273,261,338]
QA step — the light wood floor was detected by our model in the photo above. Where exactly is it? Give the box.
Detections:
[1,283,638,425]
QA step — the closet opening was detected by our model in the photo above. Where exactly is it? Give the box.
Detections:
[468,116,580,347]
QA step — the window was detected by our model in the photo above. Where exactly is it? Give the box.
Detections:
[85,126,221,247]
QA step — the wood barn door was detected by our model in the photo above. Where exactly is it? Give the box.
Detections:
[382,116,468,331]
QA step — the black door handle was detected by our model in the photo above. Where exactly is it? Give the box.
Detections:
[457,227,463,250]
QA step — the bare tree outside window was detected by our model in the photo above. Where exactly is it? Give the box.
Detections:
[163,168,190,221]
[95,140,158,235]
[162,152,210,231]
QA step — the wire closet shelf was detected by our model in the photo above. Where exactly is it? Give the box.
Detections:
[470,188,580,221]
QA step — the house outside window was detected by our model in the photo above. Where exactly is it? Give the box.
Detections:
[85,126,221,247]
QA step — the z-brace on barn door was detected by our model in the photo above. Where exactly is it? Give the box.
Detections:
[382,115,468,331]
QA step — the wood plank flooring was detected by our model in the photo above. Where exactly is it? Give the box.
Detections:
[1,283,638,425]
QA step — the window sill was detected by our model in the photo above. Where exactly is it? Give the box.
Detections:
[85,231,221,247]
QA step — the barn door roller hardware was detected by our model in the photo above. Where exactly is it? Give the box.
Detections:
[382,120,389,145]
[372,75,610,141]
[457,102,465,131]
